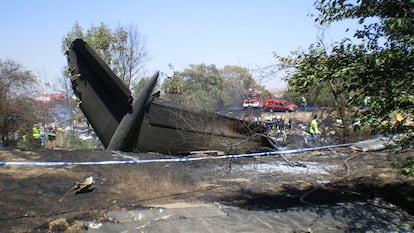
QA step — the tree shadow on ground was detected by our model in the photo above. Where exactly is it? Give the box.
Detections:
[218,183,414,232]
[218,181,414,214]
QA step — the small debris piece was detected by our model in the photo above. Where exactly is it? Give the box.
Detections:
[49,218,69,232]
[88,222,103,229]
[295,229,314,233]
[190,150,225,156]
[66,220,88,233]
[60,176,95,201]
[352,137,389,152]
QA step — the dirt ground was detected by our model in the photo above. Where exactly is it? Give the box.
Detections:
[0,146,413,232]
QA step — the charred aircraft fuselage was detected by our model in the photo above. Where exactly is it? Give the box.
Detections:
[66,39,266,154]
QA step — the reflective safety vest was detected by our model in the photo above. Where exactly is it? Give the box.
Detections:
[301,97,307,104]
[309,119,318,134]
[32,126,41,139]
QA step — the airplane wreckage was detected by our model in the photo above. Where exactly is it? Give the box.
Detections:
[66,39,271,155]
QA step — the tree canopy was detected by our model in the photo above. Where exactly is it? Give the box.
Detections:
[0,59,40,146]
[221,65,270,107]
[62,22,148,90]
[278,0,413,133]
[171,64,228,111]
[162,64,266,111]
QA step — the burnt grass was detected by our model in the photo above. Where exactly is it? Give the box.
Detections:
[0,148,413,232]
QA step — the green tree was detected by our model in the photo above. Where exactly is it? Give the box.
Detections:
[314,0,414,129]
[0,59,40,146]
[62,21,84,52]
[162,64,269,111]
[131,76,161,96]
[62,22,148,90]
[221,65,270,107]
[63,22,114,65]
[278,0,413,134]
[163,75,185,95]
[278,43,353,129]
[84,23,115,66]
[173,64,229,111]
[61,21,84,97]
[112,24,148,89]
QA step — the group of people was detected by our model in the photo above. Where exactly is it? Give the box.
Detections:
[32,123,57,149]
[264,115,292,131]
[260,109,319,146]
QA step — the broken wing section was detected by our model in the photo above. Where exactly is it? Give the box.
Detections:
[135,98,267,154]
[66,39,133,147]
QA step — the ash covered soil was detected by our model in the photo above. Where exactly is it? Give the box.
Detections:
[1,147,414,232]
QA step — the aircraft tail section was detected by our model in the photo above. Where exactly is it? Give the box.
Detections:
[66,39,133,147]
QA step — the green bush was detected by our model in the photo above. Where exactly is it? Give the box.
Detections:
[393,156,414,177]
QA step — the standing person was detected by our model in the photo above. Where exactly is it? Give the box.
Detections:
[309,114,319,145]
[301,96,307,111]
[362,96,371,108]
[40,125,46,147]
[32,123,41,147]
[47,125,57,149]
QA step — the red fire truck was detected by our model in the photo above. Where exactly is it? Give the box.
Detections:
[34,93,65,104]
[242,90,262,108]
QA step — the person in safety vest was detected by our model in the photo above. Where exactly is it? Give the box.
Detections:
[309,114,319,144]
[32,123,41,146]
[32,124,41,139]
[301,96,307,110]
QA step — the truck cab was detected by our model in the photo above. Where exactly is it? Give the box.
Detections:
[242,90,262,108]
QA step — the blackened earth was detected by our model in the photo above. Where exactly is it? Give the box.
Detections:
[0,147,413,232]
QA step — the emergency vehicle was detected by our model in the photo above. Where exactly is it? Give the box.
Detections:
[263,98,297,112]
[34,93,65,104]
[242,90,262,108]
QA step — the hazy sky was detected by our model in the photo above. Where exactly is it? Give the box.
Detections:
[1,0,355,89]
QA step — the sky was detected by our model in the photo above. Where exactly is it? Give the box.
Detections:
[1,0,355,89]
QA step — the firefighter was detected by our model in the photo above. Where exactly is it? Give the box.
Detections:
[32,123,41,146]
[301,96,307,110]
[32,124,40,139]
[308,114,319,145]
[363,96,371,108]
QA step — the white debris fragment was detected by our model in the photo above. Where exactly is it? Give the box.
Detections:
[235,161,339,175]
